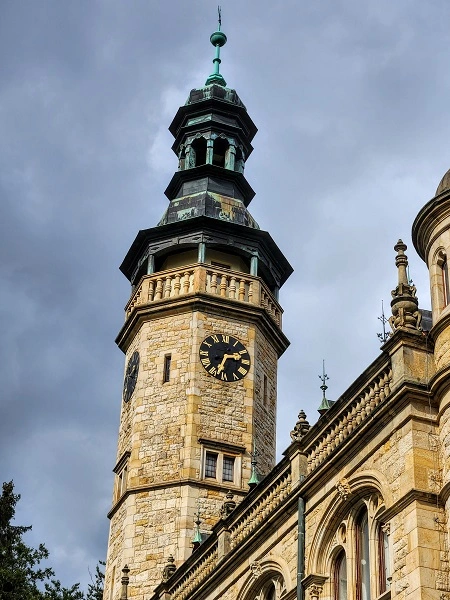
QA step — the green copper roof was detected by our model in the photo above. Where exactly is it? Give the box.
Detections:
[205,7,227,87]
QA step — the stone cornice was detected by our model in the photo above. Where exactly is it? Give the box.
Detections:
[116,292,290,357]
[412,189,450,262]
[107,477,248,520]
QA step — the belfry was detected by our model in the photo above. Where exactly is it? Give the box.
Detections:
[103,15,292,599]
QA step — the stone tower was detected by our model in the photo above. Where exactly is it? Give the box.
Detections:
[103,19,292,600]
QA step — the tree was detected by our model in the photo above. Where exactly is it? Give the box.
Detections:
[0,481,53,599]
[86,561,105,600]
[43,580,85,600]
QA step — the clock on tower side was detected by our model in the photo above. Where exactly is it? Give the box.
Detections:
[103,24,293,600]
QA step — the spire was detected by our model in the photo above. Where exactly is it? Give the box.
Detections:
[318,360,334,415]
[248,441,260,488]
[205,6,227,87]
[389,239,422,332]
[192,505,203,550]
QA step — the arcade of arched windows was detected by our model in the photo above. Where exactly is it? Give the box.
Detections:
[307,490,391,600]
[178,133,246,173]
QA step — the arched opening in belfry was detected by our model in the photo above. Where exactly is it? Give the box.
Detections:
[191,137,207,167]
[178,146,186,170]
[235,147,245,173]
[212,137,229,168]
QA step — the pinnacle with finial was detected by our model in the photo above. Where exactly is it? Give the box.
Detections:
[389,239,422,333]
[205,6,227,87]
[318,360,334,415]
[192,504,202,549]
[290,410,311,442]
[248,440,260,488]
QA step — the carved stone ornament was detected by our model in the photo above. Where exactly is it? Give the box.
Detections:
[381,522,391,536]
[250,561,262,579]
[336,478,351,500]
[290,410,311,442]
[389,240,422,333]
[309,583,323,600]
[220,490,237,518]
[162,555,176,582]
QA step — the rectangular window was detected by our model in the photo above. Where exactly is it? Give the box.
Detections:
[222,456,235,482]
[163,354,171,383]
[205,452,218,478]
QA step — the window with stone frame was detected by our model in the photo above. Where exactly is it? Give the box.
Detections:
[200,440,244,486]
[113,451,130,503]
[329,495,391,600]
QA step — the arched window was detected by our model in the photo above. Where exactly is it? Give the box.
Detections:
[334,552,347,600]
[265,582,276,600]
[356,510,371,600]
[212,137,229,168]
[443,258,450,306]
[191,137,207,167]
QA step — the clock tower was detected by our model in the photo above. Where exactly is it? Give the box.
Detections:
[103,18,292,600]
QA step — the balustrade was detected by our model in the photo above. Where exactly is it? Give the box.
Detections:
[125,264,283,327]
[305,366,393,474]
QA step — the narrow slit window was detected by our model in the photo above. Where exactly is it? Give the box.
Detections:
[263,374,268,406]
[222,456,235,482]
[443,259,450,306]
[163,355,171,383]
[205,452,217,478]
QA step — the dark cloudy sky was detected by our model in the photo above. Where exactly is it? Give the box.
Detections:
[1,0,448,589]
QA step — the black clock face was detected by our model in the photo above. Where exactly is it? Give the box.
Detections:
[123,350,139,402]
[199,334,250,382]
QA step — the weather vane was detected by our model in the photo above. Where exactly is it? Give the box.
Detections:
[377,300,390,343]
[218,5,222,29]
[318,360,329,400]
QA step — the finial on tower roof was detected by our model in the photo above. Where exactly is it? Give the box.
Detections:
[205,6,227,87]
[389,239,422,333]
[318,360,334,415]
[377,300,390,344]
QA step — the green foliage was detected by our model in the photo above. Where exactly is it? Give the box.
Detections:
[0,481,53,599]
[0,481,104,600]
[86,562,105,600]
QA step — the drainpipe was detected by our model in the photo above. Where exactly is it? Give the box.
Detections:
[297,497,305,600]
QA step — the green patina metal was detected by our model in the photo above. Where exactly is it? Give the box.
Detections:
[205,6,227,87]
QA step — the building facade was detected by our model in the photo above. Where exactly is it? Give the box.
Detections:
[103,19,450,600]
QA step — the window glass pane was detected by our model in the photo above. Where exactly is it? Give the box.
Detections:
[359,513,371,600]
[205,452,217,478]
[222,456,235,482]
[265,583,276,600]
[336,553,347,600]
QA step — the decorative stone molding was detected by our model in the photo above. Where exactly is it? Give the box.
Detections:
[336,478,351,500]
[250,561,262,579]
[309,584,323,600]
[162,555,176,582]
[389,240,422,332]
[290,410,311,442]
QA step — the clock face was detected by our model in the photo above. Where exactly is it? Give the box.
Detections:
[123,350,140,402]
[199,334,250,382]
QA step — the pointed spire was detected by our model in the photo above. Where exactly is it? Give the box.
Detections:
[389,240,422,332]
[290,410,310,442]
[318,360,334,415]
[192,505,203,550]
[248,441,260,488]
[205,6,227,87]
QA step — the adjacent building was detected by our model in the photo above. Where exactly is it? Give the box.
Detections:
[103,18,450,600]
